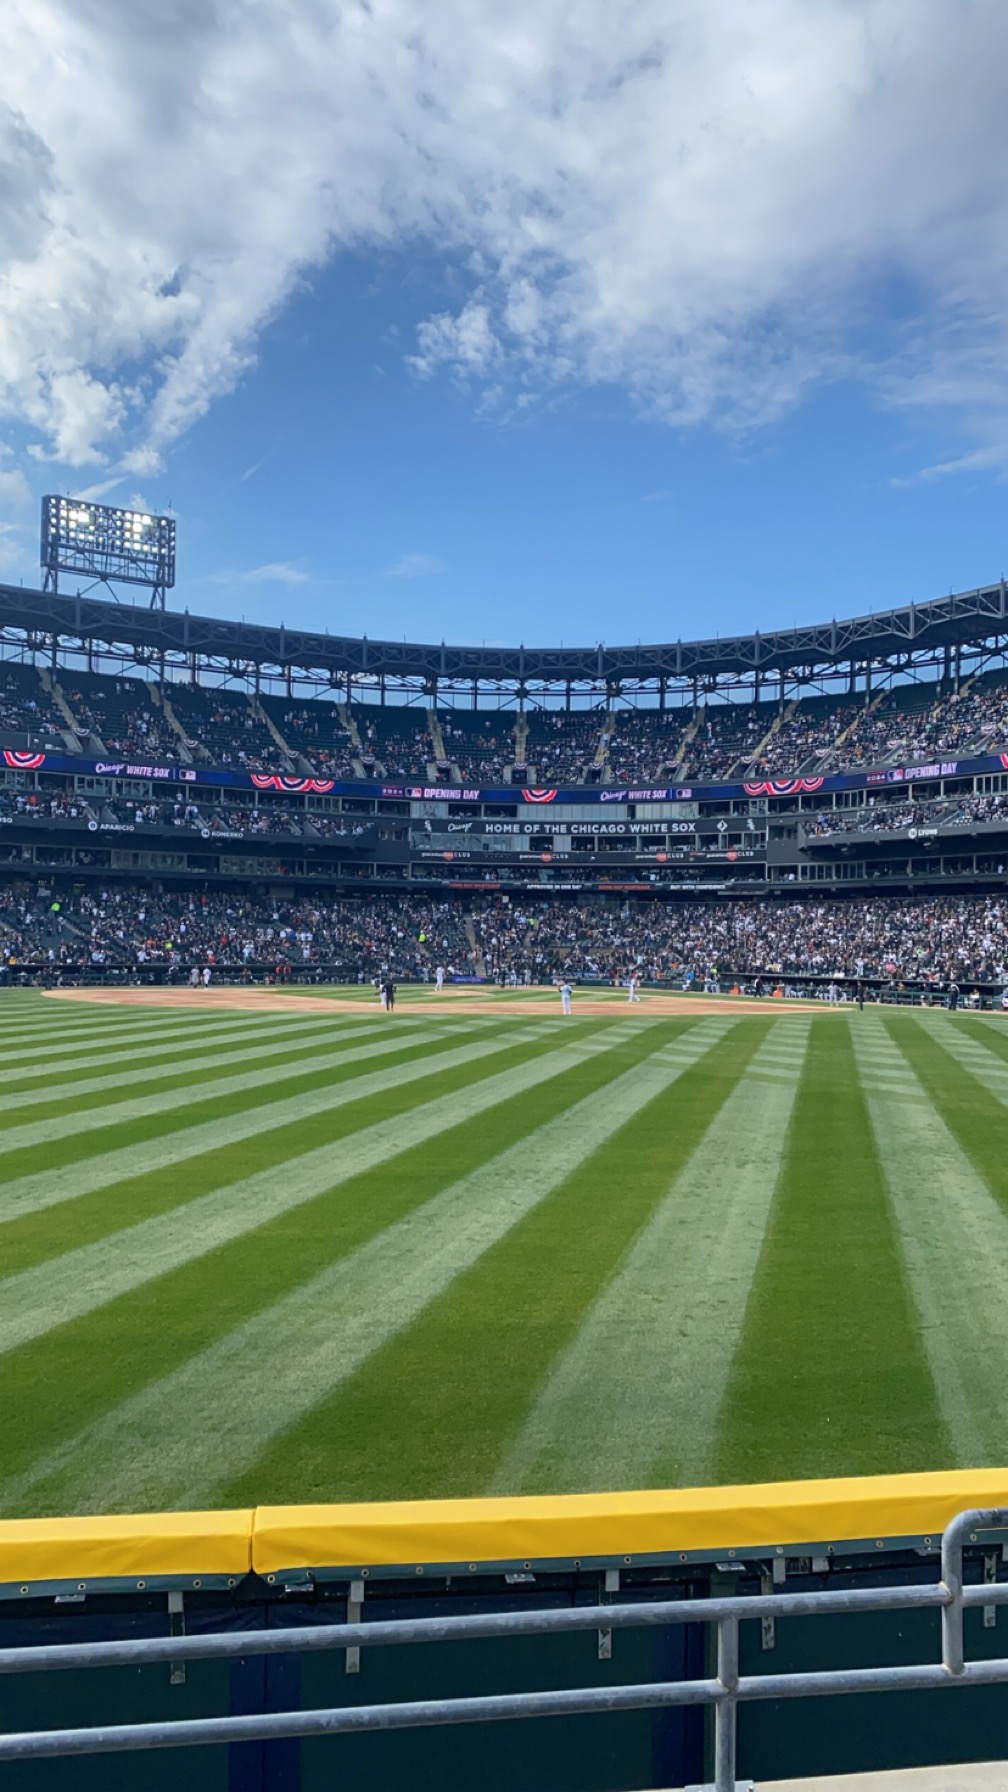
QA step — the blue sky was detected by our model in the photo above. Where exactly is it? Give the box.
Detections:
[2,1,1007,648]
[158,271,1008,648]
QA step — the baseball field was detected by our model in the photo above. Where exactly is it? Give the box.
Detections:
[1,983,1006,1519]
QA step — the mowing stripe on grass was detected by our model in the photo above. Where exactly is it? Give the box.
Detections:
[0,1014,164,1046]
[0,1015,508,1188]
[0,1001,271,1035]
[0,996,292,1039]
[0,1002,239,1038]
[897,1016,1008,1208]
[954,1016,1008,1062]
[713,1017,949,1485]
[0,1018,558,1223]
[494,1019,811,1495]
[0,1021,591,1281]
[0,1008,344,1066]
[0,1021,681,1499]
[0,1019,488,1155]
[0,1013,387,1091]
[226,1019,769,1509]
[912,1014,1008,1106]
[0,1016,402,1118]
[0,1014,448,1106]
[11,1026,730,1512]
[853,1016,1008,1467]
[0,1021,662,1359]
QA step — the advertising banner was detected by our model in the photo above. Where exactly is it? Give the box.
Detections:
[5,748,1006,804]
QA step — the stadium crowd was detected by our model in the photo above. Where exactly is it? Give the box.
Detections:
[0,790,93,823]
[4,885,1008,986]
[684,707,769,780]
[604,711,689,782]
[268,702,358,778]
[473,893,1008,984]
[0,887,474,976]
[7,661,1008,786]
[806,791,1008,837]
[439,712,514,783]
[524,710,606,783]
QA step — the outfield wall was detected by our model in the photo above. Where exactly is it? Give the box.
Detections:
[5,1467,1008,1592]
[7,1471,1008,1788]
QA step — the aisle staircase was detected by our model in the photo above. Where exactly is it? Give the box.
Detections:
[38,669,84,752]
[509,715,529,783]
[157,686,194,763]
[341,704,363,751]
[252,694,294,766]
[465,915,485,977]
[741,698,796,771]
[341,704,368,778]
[667,710,701,774]
[594,711,614,771]
[428,708,447,764]
[832,688,886,763]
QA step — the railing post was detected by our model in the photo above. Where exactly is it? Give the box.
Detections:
[941,1507,1008,1676]
[345,1578,364,1675]
[942,1523,964,1675]
[714,1614,739,1791]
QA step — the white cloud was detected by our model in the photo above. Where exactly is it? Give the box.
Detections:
[1,1,1008,474]
[75,474,129,502]
[410,301,500,381]
[208,562,309,586]
[385,551,446,579]
[0,467,32,513]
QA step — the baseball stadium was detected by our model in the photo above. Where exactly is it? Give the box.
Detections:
[4,521,1008,1787]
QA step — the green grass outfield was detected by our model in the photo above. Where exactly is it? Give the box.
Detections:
[1,986,1007,1517]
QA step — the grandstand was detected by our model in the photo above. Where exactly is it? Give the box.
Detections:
[0,659,69,748]
[163,682,284,770]
[2,576,1008,984]
[259,692,357,776]
[522,706,608,783]
[352,701,434,778]
[438,706,518,782]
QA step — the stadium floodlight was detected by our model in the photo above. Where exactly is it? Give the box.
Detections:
[40,495,176,609]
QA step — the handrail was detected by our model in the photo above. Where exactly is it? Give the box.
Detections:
[1,1507,1008,1785]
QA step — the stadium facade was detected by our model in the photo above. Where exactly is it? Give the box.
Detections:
[3,576,1008,985]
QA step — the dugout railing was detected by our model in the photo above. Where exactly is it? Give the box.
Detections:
[5,1471,1008,1788]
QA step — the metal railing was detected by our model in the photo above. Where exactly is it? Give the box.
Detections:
[1,1508,1008,1786]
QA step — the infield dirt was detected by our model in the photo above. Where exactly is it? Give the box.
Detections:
[44,985,829,1016]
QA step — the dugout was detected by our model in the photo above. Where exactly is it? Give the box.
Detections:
[4,1471,1008,1790]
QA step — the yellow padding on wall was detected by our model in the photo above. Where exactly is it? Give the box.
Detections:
[0,1509,253,1585]
[6,1471,1008,1585]
[252,1468,1008,1573]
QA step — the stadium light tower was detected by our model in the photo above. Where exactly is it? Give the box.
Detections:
[40,495,176,609]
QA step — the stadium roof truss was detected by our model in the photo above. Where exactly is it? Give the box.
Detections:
[0,578,1007,699]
